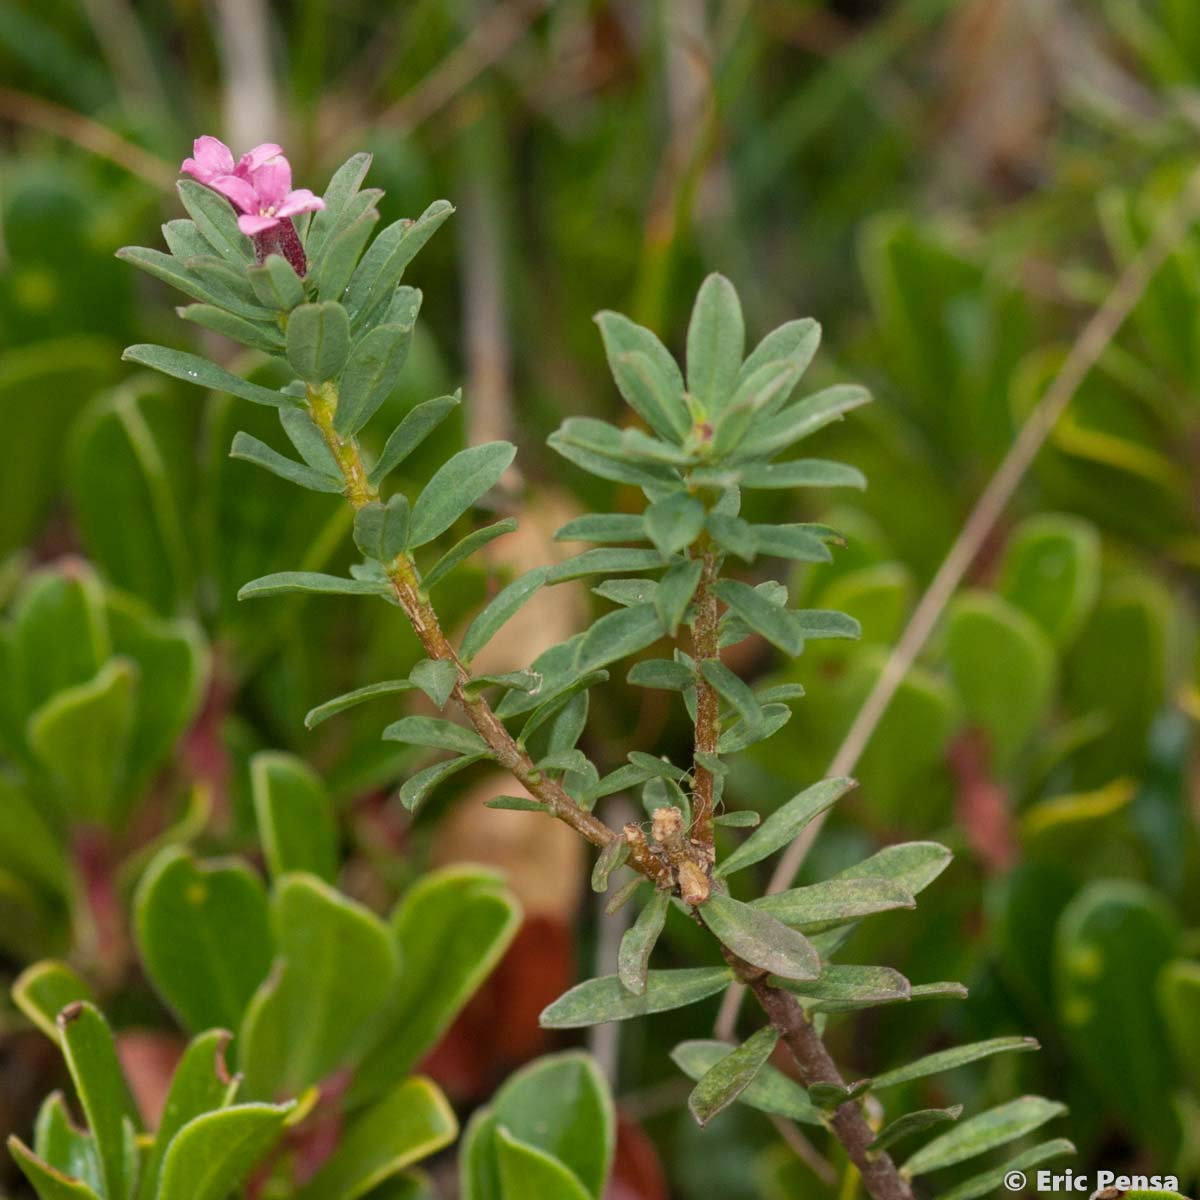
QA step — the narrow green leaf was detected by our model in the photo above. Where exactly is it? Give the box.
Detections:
[368,393,460,486]
[653,560,703,636]
[116,245,262,316]
[548,428,678,488]
[713,810,758,827]
[593,579,657,607]
[238,571,390,600]
[336,322,414,435]
[617,890,669,996]
[753,878,915,928]
[809,1080,872,1109]
[279,406,340,473]
[706,513,757,561]
[176,178,252,263]
[382,716,488,755]
[836,841,952,895]
[903,1097,1068,1177]
[869,1106,962,1154]
[461,567,550,661]
[574,603,664,673]
[161,218,210,259]
[711,361,799,456]
[687,1026,781,1126]
[686,274,744,415]
[408,442,516,547]
[319,209,380,303]
[750,524,833,562]
[298,1077,456,1200]
[555,513,648,544]
[712,579,804,656]
[306,679,415,728]
[353,495,410,561]
[540,967,733,1029]
[671,1039,821,1124]
[409,659,459,708]
[717,701,791,753]
[738,459,866,490]
[544,547,667,584]
[596,311,689,441]
[239,875,399,1098]
[13,962,94,1043]
[606,878,646,915]
[306,153,373,261]
[521,671,606,746]
[627,657,694,691]
[700,893,820,980]
[700,659,763,728]
[794,609,861,640]
[738,384,870,458]
[286,302,351,383]
[247,254,304,310]
[644,493,705,555]
[157,1102,294,1200]
[773,964,911,1012]
[736,318,821,415]
[57,1003,140,1200]
[423,519,517,590]
[397,754,486,812]
[715,777,856,877]
[485,795,551,813]
[251,752,338,883]
[121,344,293,408]
[590,838,630,894]
[937,1140,1076,1200]
[873,1037,1040,1092]
[231,431,342,492]
[133,848,273,1033]
[177,303,283,352]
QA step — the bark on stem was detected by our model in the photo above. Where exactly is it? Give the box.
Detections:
[689,548,720,851]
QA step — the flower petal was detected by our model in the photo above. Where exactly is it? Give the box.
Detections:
[250,158,292,209]
[181,135,235,181]
[237,213,281,235]
[276,189,326,218]
[239,142,284,173]
[207,174,260,213]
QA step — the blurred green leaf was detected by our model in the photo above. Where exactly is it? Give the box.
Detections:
[251,752,339,883]
[903,1096,1067,1176]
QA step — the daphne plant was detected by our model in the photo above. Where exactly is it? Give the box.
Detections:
[107,142,1072,1200]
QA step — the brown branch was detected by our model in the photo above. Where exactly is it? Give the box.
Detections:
[742,965,912,1200]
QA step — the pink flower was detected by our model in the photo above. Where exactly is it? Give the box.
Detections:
[179,136,324,236]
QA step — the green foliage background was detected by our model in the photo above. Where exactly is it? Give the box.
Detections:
[0,0,1198,1195]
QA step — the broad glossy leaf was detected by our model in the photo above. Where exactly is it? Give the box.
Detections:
[715,777,856,877]
[753,878,915,928]
[1054,880,1178,1150]
[134,848,273,1033]
[938,1140,1076,1200]
[671,1040,822,1124]
[618,889,670,995]
[686,274,744,414]
[157,1102,294,1200]
[251,752,338,883]
[137,1029,237,1200]
[286,301,351,383]
[873,1037,1040,1091]
[353,866,521,1101]
[408,442,516,547]
[540,967,732,1028]
[298,1077,456,1200]
[368,393,461,486]
[687,1025,780,1126]
[8,1136,102,1200]
[336,322,414,435]
[496,1129,591,1200]
[57,1002,141,1200]
[868,1106,961,1153]
[13,961,94,1043]
[121,344,293,408]
[903,1096,1067,1176]
[595,311,689,441]
[239,873,399,1098]
[27,660,135,826]
[774,965,911,1012]
[700,894,820,980]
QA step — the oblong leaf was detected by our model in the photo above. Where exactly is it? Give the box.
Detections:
[872,1037,1040,1092]
[540,967,732,1029]
[937,1140,1076,1200]
[408,442,516,547]
[700,893,820,981]
[753,878,915,928]
[687,1025,780,1126]
[618,890,670,996]
[671,1040,821,1124]
[121,344,293,409]
[286,301,351,384]
[869,1106,962,1154]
